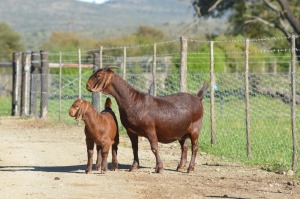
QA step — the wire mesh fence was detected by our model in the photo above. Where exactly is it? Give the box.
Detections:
[0,35,300,173]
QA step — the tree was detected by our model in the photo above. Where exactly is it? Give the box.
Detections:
[192,0,300,59]
[0,22,24,60]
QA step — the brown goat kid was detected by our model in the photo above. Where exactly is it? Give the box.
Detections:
[86,67,208,173]
[69,97,119,174]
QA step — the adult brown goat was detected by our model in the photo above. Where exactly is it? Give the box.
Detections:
[69,97,119,174]
[86,67,208,173]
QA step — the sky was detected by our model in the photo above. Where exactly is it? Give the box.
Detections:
[77,0,109,4]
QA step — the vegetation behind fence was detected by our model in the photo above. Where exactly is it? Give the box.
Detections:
[0,35,300,175]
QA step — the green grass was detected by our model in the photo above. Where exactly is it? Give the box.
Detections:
[200,95,300,175]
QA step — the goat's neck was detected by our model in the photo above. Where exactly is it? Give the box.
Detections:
[81,104,101,128]
[107,74,142,108]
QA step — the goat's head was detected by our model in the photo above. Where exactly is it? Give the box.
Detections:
[86,66,118,94]
[69,99,88,120]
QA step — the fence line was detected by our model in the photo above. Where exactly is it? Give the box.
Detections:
[1,34,299,173]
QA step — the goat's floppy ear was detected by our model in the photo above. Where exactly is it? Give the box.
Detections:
[75,99,85,120]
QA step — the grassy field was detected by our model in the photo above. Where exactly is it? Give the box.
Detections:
[1,91,299,176]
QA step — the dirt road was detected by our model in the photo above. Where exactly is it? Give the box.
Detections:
[0,117,299,199]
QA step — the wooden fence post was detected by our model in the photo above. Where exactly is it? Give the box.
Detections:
[40,50,49,118]
[123,47,127,80]
[59,51,62,122]
[244,39,251,159]
[12,52,21,116]
[180,36,187,92]
[30,51,39,117]
[78,49,82,99]
[21,52,31,116]
[152,43,157,96]
[210,41,215,145]
[92,53,100,112]
[290,35,298,172]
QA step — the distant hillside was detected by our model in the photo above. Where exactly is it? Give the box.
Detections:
[0,0,227,50]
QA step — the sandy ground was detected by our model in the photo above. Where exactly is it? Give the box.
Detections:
[0,117,300,199]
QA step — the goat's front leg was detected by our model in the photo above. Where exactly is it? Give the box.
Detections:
[177,138,188,172]
[127,131,139,171]
[148,136,163,173]
[95,145,102,172]
[85,136,94,174]
[100,143,110,174]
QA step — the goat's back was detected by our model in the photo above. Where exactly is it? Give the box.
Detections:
[118,92,204,143]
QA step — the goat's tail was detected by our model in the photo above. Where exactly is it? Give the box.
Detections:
[105,97,112,109]
[197,82,209,100]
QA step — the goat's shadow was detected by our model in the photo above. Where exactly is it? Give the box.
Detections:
[0,163,132,173]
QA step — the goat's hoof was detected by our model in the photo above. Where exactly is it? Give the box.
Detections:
[177,167,185,172]
[187,166,195,173]
[96,166,101,171]
[176,164,186,172]
[85,169,92,174]
[155,167,164,173]
[129,167,138,172]
[101,168,107,174]
[129,163,139,172]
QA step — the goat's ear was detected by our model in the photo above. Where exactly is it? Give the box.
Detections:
[75,100,84,120]
[105,66,119,70]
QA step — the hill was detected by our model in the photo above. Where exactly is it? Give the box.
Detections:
[0,0,227,50]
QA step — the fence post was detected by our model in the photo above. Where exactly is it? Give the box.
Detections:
[180,36,187,92]
[78,49,82,99]
[152,43,157,96]
[290,35,298,172]
[123,47,127,80]
[210,41,215,145]
[12,52,21,116]
[99,46,103,110]
[59,52,62,123]
[92,53,100,112]
[244,39,251,159]
[30,51,39,117]
[21,51,31,116]
[40,50,49,118]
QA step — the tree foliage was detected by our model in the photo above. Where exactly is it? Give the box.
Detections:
[193,0,300,36]
[0,22,24,60]
[192,0,300,61]
[42,32,97,52]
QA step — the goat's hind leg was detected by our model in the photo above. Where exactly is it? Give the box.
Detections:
[187,133,199,173]
[177,137,188,172]
[111,138,119,171]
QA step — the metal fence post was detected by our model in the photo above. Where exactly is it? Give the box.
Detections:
[123,47,127,80]
[210,41,215,145]
[244,39,251,159]
[290,35,298,172]
[152,43,157,96]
